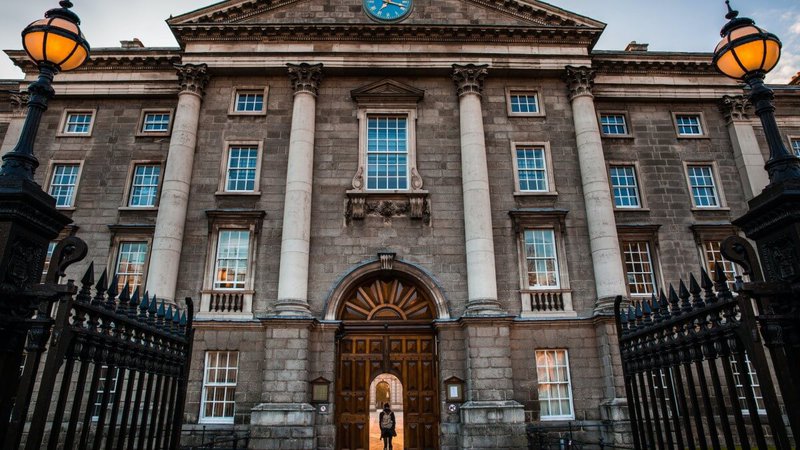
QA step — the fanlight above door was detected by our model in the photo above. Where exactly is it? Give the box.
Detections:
[338,277,435,321]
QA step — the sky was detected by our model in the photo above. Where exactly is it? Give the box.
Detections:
[0,0,797,83]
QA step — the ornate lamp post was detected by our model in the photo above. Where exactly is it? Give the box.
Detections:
[0,0,89,439]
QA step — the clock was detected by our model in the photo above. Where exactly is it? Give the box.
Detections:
[363,0,412,22]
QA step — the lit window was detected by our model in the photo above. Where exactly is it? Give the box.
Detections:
[91,366,120,420]
[687,165,720,208]
[128,164,161,207]
[536,349,574,420]
[201,351,239,424]
[225,147,259,192]
[115,241,148,292]
[623,241,656,296]
[48,164,80,207]
[610,166,641,208]
[600,114,628,135]
[234,92,264,113]
[515,147,548,192]
[63,112,93,134]
[42,241,58,280]
[214,230,250,290]
[675,114,703,136]
[731,354,766,415]
[703,240,738,288]
[509,92,539,114]
[524,229,559,288]
[142,112,171,132]
[791,138,800,157]
[366,115,408,190]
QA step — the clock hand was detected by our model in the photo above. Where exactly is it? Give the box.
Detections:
[384,0,406,8]
[378,1,388,10]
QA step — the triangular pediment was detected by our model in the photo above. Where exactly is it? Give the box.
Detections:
[351,79,425,103]
[168,0,605,29]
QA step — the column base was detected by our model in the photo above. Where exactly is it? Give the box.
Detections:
[463,298,505,316]
[459,401,527,449]
[250,403,315,450]
[600,398,633,447]
[271,299,313,317]
[594,295,622,316]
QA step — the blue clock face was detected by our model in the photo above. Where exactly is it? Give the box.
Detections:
[363,0,412,22]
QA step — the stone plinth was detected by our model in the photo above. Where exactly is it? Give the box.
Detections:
[250,403,316,450]
[459,401,527,449]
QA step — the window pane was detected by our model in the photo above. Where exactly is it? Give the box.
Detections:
[601,114,627,135]
[791,139,799,157]
[235,92,264,112]
[214,230,250,289]
[365,115,408,191]
[142,112,171,132]
[129,164,161,207]
[64,112,93,133]
[731,353,766,414]
[91,366,120,420]
[509,93,539,114]
[226,147,259,192]
[535,350,573,419]
[676,114,703,136]
[115,241,148,292]
[524,229,559,288]
[48,164,80,207]
[687,165,719,207]
[623,241,656,296]
[202,351,239,423]
[516,147,548,192]
[610,166,640,208]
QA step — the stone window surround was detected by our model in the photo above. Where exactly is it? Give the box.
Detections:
[354,107,421,192]
[136,108,175,137]
[43,160,84,210]
[228,86,269,116]
[57,108,97,137]
[682,161,729,211]
[505,87,546,117]
[106,224,155,295]
[617,224,663,298]
[511,141,558,197]
[689,223,741,283]
[534,348,575,421]
[198,210,264,319]
[510,209,575,318]
[672,111,709,139]
[119,160,164,210]
[597,110,633,138]
[200,350,239,425]
[606,160,648,210]
[216,140,264,196]
[788,135,800,156]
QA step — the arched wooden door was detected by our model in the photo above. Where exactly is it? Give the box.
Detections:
[335,276,439,450]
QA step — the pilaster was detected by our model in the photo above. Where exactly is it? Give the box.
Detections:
[719,95,769,199]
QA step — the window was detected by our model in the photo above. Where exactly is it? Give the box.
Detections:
[515,147,548,192]
[91,366,120,420]
[366,115,408,190]
[505,88,545,117]
[609,165,641,208]
[600,114,629,136]
[225,147,259,192]
[622,241,657,296]
[524,229,559,288]
[791,137,799,157]
[47,163,81,207]
[536,350,574,420]
[137,110,173,135]
[229,88,268,115]
[128,164,161,207]
[686,164,720,208]
[702,240,738,286]
[62,111,94,135]
[213,230,250,290]
[201,351,239,424]
[674,114,704,136]
[731,354,766,415]
[42,241,57,280]
[115,241,149,292]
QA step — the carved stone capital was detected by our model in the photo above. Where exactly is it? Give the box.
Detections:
[287,63,324,96]
[565,65,595,101]
[719,95,752,123]
[452,64,488,97]
[9,91,29,117]
[345,192,431,225]
[175,63,210,97]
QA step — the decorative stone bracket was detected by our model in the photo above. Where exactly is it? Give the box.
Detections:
[345,191,430,225]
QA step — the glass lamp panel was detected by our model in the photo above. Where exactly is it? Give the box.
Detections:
[23,30,46,63]
[45,32,78,65]
[763,40,781,72]
[59,45,87,71]
[734,39,769,73]
[730,25,759,42]
[51,17,80,35]
[715,50,746,79]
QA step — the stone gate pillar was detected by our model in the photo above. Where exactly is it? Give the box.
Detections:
[146,64,209,302]
[720,95,769,200]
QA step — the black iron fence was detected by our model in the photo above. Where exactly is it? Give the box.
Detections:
[0,237,195,450]
[614,235,798,449]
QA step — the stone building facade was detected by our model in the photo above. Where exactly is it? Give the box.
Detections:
[2,0,799,449]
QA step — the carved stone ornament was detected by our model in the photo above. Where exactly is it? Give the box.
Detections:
[760,235,799,283]
[719,95,752,123]
[1,237,45,295]
[346,193,431,225]
[564,65,595,101]
[9,91,30,116]
[452,64,489,97]
[378,252,396,270]
[176,63,211,97]
[351,166,364,190]
[288,63,324,96]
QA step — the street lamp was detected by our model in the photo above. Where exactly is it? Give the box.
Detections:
[712,0,800,184]
[0,0,89,180]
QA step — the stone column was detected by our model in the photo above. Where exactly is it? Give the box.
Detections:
[1,92,29,156]
[565,66,627,311]
[720,95,769,199]
[452,64,502,316]
[273,63,323,317]
[145,64,209,302]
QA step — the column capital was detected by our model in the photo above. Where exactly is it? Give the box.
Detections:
[8,91,29,117]
[565,65,595,101]
[719,95,752,123]
[175,63,210,97]
[452,64,488,97]
[287,63,324,96]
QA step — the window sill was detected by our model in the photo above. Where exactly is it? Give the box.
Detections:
[345,190,430,224]
[55,206,77,211]
[135,132,172,138]
[56,133,92,138]
[215,191,262,197]
[514,191,558,197]
[691,207,731,212]
[118,206,158,212]
[508,113,546,118]
[676,135,710,140]
[227,111,267,117]
[601,134,635,140]
[198,418,235,425]
[614,207,650,212]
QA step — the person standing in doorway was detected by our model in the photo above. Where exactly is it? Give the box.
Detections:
[379,402,396,450]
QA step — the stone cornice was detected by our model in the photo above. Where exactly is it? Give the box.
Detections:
[592,52,718,76]
[170,23,602,46]
[5,50,182,74]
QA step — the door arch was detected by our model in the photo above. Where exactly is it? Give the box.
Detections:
[334,269,440,450]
